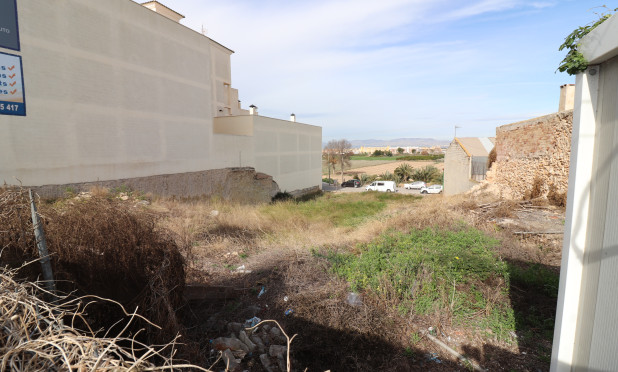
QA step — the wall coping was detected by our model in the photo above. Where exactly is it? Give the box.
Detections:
[581,13,618,64]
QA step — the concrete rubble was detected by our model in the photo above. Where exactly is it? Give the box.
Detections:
[211,319,294,372]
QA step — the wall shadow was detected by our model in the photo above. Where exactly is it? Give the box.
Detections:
[179,257,562,371]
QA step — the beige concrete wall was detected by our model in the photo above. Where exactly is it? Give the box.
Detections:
[30,167,279,203]
[486,110,572,199]
[444,141,477,195]
[1,0,219,186]
[213,115,322,193]
[0,0,322,197]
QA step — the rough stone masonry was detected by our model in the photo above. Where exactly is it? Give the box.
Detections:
[485,110,573,199]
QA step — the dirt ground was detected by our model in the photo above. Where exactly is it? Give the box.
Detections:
[155,192,564,371]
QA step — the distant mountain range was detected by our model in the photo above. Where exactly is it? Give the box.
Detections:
[348,138,451,148]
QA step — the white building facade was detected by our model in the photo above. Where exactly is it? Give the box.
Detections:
[0,0,321,196]
[551,13,618,372]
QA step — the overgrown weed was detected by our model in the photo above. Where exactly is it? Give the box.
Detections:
[322,227,516,341]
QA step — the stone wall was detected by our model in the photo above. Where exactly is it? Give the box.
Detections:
[29,168,280,204]
[485,110,573,199]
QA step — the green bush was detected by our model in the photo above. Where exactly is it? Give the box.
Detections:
[322,178,335,184]
[359,174,376,185]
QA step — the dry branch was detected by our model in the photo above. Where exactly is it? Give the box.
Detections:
[0,264,211,372]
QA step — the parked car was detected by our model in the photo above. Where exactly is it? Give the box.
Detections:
[365,181,396,192]
[404,181,426,190]
[420,185,443,194]
[341,179,361,188]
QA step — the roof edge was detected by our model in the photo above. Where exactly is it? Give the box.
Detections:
[454,138,471,157]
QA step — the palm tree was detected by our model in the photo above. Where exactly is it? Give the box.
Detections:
[379,171,396,181]
[411,165,441,183]
[394,163,414,183]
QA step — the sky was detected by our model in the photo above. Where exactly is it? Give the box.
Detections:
[147,0,616,141]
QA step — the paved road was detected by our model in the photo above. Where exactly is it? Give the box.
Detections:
[322,182,430,195]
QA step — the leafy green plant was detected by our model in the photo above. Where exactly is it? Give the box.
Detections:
[558,7,617,75]
[359,173,376,185]
[378,171,396,181]
[411,165,441,183]
[323,227,515,340]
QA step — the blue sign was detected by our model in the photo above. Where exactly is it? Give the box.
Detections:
[0,52,25,116]
[0,0,20,51]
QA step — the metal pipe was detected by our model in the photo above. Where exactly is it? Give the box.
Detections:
[29,189,56,295]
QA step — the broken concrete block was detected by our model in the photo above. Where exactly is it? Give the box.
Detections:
[260,353,276,372]
[239,330,257,352]
[222,349,240,371]
[213,336,249,352]
[269,345,287,359]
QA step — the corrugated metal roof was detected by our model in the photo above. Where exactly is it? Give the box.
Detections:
[455,137,495,157]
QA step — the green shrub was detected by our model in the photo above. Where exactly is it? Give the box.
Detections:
[394,163,413,182]
[411,165,441,183]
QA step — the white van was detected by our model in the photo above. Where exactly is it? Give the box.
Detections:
[365,181,396,192]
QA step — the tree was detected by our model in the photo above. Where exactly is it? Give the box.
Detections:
[411,165,441,183]
[322,148,338,182]
[394,163,414,182]
[325,139,352,184]
[397,147,404,155]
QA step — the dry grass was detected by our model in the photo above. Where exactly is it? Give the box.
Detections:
[0,263,212,372]
[89,185,111,197]
[155,195,411,284]
[0,187,186,347]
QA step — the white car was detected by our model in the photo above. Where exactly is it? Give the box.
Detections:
[365,181,396,192]
[420,185,443,194]
[404,181,426,190]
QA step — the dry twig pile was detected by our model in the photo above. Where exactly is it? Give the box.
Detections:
[0,265,210,371]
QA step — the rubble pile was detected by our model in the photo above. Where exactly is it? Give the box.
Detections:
[211,320,295,372]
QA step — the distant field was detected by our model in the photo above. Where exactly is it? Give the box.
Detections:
[350,156,400,161]
[323,159,444,180]
[323,155,445,175]
[323,159,394,175]
[350,155,444,161]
